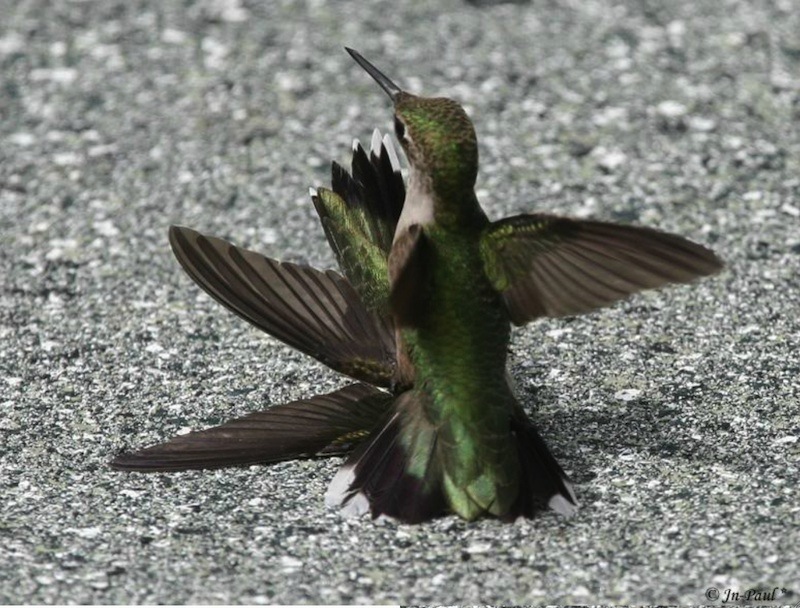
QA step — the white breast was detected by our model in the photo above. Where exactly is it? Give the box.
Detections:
[394,168,435,242]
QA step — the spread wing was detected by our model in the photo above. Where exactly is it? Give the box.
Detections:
[169,226,396,387]
[111,383,394,471]
[312,130,405,315]
[480,214,723,325]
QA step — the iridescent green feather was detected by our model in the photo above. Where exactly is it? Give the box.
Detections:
[479,214,564,291]
[313,187,391,315]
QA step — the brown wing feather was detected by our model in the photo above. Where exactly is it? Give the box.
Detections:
[111,383,394,471]
[169,226,396,386]
[481,215,723,325]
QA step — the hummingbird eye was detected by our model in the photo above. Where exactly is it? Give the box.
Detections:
[394,116,406,141]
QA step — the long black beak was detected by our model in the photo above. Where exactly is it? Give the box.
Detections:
[345,47,402,101]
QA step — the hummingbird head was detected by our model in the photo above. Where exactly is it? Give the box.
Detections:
[346,48,479,203]
[393,95,478,195]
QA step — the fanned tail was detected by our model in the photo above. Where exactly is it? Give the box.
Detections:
[509,412,578,519]
[310,130,405,316]
[325,391,447,523]
[329,129,405,254]
[325,391,577,523]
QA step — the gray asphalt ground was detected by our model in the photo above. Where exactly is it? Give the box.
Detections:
[2,0,799,604]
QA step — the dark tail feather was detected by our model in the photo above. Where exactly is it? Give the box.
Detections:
[325,392,446,524]
[326,393,577,523]
[508,414,578,520]
[337,130,405,253]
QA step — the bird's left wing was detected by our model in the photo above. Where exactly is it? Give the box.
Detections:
[169,226,396,387]
[479,214,723,325]
[111,383,394,471]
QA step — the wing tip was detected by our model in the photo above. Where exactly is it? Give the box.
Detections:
[108,451,170,473]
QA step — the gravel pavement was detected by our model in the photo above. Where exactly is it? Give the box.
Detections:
[1,0,799,603]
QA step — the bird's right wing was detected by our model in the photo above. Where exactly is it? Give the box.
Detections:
[479,214,723,325]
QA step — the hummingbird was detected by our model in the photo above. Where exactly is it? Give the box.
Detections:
[112,48,723,523]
